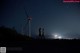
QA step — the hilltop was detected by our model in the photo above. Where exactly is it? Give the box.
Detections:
[0,26,33,42]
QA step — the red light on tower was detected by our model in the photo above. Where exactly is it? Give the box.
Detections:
[63,0,80,2]
[28,16,32,20]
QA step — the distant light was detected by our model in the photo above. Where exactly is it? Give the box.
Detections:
[54,35,58,38]
[53,34,62,39]
[58,36,62,39]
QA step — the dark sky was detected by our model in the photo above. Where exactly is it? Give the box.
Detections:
[0,0,80,38]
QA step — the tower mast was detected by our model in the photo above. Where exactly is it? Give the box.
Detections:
[28,16,32,37]
[23,7,32,37]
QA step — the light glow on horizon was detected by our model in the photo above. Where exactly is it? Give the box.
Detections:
[53,34,62,39]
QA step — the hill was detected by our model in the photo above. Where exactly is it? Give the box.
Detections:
[0,26,33,42]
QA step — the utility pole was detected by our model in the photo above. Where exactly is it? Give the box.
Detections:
[28,16,32,37]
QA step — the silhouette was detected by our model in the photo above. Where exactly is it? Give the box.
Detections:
[39,27,42,37]
[38,27,45,39]
[0,26,33,41]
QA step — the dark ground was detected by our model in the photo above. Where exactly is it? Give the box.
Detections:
[1,40,80,53]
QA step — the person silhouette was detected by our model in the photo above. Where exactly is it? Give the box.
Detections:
[39,27,42,37]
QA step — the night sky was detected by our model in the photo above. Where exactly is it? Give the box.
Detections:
[1,0,80,39]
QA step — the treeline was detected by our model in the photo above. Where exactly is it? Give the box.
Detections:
[0,26,33,41]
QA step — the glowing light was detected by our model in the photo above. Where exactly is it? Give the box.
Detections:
[58,36,62,39]
[54,35,58,38]
[53,34,62,39]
